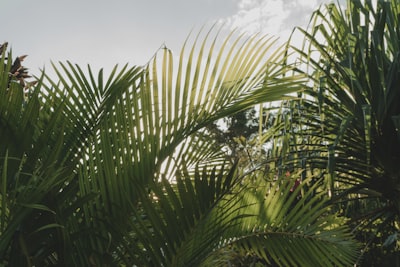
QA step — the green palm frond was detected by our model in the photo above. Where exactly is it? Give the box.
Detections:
[122,163,242,267]
[299,0,399,209]
[263,0,400,264]
[0,25,361,266]
[202,171,360,267]
[70,28,305,264]
[138,28,304,178]
[95,162,359,267]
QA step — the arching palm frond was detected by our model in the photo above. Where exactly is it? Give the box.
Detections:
[220,173,359,267]
[265,0,400,264]
[0,26,360,266]
[70,28,305,265]
[0,48,145,265]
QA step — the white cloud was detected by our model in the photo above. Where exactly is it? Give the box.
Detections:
[220,0,331,44]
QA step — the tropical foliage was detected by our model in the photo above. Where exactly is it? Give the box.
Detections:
[262,0,400,265]
[0,25,361,266]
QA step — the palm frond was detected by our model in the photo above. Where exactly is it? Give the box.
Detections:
[264,0,400,264]
[204,172,360,267]
[0,25,361,266]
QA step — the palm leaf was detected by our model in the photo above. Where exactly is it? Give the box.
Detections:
[1,24,359,266]
[265,0,400,263]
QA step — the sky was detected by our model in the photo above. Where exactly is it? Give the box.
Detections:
[2,0,342,77]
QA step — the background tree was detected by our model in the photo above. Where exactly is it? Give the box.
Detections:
[206,108,261,167]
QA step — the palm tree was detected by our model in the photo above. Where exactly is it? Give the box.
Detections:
[0,27,359,266]
[265,0,400,265]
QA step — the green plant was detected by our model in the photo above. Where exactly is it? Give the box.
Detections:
[0,27,359,266]
[264,0,400,265]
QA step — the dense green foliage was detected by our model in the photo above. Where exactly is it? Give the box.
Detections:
[262,0,400,265]
[4,0,399,265]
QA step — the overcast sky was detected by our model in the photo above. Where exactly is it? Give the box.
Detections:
[2,0,341,77]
